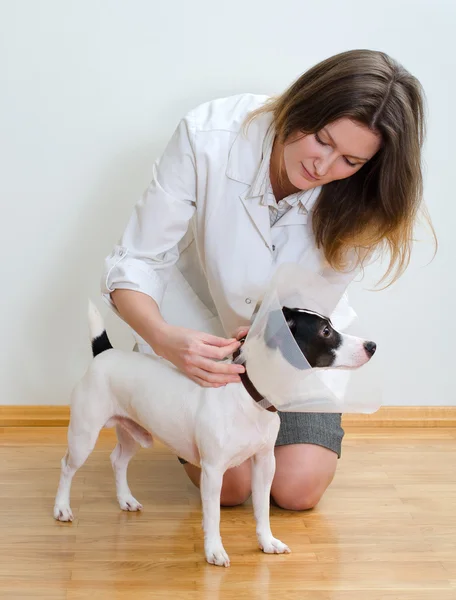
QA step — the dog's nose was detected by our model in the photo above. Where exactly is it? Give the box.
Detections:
[364,341,377,357]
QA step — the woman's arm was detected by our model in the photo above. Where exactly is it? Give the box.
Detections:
[110,287,245,388]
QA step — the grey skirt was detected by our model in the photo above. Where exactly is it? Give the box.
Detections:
[275,411,344,457]
[177,411,344,465]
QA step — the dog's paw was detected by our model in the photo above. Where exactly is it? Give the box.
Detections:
[118,494,143,512]
[259,537,291,555]
[205,544,231,567]
[54,504,73,522]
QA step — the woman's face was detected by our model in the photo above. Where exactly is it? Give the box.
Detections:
[280,118,382,193]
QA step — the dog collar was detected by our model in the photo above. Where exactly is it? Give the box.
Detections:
[233,339,277,413]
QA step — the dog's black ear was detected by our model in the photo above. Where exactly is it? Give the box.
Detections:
[282,307,296,333]
[265,307,307,370]
[265,307,298,351]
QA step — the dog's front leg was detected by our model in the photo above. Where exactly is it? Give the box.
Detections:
[200,463,230,567]
[252,448,291,555]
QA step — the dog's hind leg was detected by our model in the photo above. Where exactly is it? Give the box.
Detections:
[110,423,144,511]
[54,420,103,522]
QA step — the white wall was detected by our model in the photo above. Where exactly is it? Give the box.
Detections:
[1,0,453,407]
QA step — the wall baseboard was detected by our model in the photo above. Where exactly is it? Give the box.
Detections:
[0,405,455,428]
[0,406,70,427]
[341,406,456,428]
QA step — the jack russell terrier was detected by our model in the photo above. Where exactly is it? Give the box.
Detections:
[54,301,376,567]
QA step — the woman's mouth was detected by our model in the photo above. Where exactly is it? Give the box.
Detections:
[301,163,319,182]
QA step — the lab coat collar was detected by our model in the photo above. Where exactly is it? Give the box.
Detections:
[226,110,322,209]
[226,111,273,187]
[227,110,322,246]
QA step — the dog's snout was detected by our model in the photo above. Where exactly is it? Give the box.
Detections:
[364,341,377,357]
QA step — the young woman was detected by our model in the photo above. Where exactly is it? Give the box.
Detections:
[101,49,433,510]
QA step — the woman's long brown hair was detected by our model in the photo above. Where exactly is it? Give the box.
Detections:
[247,49,436,286]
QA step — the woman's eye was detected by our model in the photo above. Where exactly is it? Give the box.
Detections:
[345,157,357,167]
[316,132,357,167]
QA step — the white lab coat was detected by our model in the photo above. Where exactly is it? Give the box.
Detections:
[101,93,357,351]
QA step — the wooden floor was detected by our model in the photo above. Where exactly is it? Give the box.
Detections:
[0,427,455,600]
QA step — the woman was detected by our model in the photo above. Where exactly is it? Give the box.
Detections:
[101,49,433,510]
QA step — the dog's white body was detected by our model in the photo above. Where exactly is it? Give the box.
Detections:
[68,347,280,470]
[54,302,373,567]
[54,303,286,567]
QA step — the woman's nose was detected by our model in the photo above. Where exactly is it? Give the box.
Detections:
[314,148,332,177]
[315,158,330,177]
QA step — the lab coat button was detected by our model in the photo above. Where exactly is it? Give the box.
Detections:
[245,298,252,304]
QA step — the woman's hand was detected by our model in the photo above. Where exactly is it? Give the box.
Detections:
[153,324,246,388]
[231,326,250,341]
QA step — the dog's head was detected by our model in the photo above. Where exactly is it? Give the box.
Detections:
[265,307,376,370]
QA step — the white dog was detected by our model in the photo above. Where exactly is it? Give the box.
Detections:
[54,301,376,567]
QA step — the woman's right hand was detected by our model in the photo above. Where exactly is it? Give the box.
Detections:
[153,324,246,388]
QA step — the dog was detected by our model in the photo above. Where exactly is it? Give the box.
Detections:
[54,301,376,567]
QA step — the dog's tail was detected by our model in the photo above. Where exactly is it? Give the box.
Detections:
[88,300,113,357]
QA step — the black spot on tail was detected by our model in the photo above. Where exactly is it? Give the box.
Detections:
[92,331,113,357]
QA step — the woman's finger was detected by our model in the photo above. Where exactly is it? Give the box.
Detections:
[193,356,244,377]
[198,339,242,361]
[232,326,250,340]
[190,375,225,388]
[200,333,240,347]
[189,365,241,385]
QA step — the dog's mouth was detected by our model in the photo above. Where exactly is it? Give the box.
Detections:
[330,339,377,370]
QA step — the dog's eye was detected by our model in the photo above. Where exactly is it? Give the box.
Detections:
[322,326,331,338]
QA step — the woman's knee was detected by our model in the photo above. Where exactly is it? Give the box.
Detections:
[272,477,325,511]
[271,443,338,511]
[183,460,252,507]
[220,460,252,506]
[220,480,251,507]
